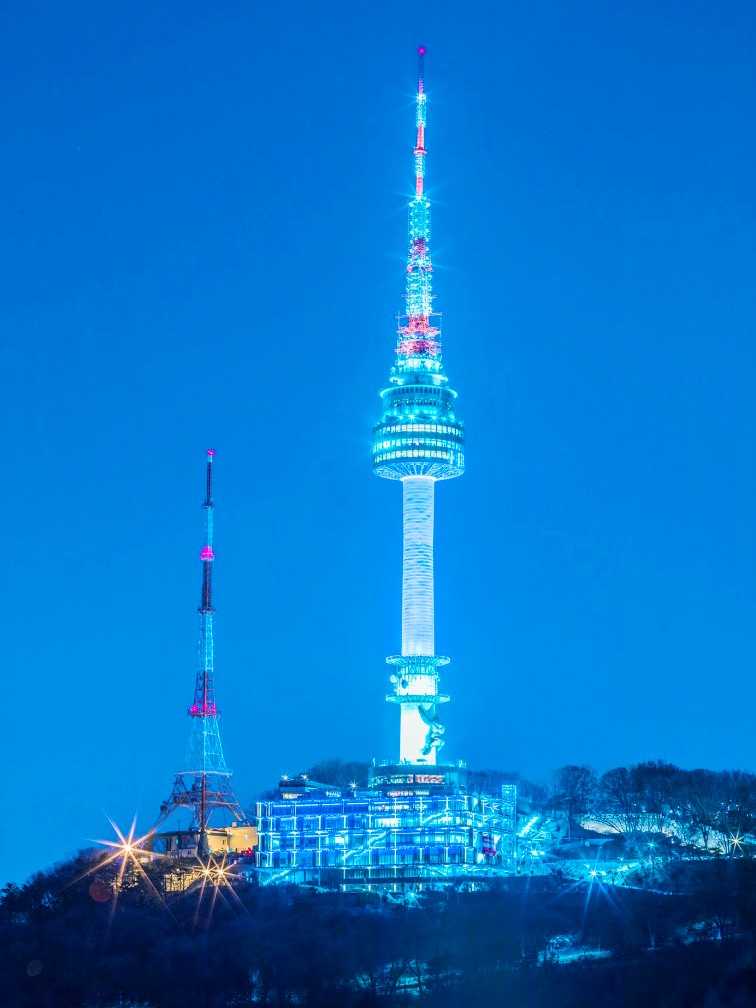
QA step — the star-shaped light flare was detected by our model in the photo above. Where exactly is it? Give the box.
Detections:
[78,816,166,919]
[192,851,246,927]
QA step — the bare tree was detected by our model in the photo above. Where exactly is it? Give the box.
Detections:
[678,769,725,852]
[593,766,641,834]
[630,760,679,834]
[553,765,597,839]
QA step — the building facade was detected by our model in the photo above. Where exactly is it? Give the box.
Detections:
[256,777,516,890]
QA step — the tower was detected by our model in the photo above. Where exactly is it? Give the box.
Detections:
[372,47,464,767]
[254,50,518,888]
[158,450,246,852]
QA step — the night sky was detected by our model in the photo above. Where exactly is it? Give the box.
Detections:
[3,1,755,884]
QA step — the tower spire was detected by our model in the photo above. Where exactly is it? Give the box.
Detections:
[193,449,216,717]
[414,45,427,199]
[157,450,246,845]
[398,45,442,370]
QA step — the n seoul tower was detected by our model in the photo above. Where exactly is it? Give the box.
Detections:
[372,47,464,767]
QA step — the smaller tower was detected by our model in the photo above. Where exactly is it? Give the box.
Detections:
[157,450,245,855]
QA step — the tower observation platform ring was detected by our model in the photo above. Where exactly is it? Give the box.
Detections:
[372,365,465,482]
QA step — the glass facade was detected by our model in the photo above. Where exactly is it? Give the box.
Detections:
[255,784,517,890]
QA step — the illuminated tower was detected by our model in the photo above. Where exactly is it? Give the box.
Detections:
[158,450,245,851]
[372,48,464,766]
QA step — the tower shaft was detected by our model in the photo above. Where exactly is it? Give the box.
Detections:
[399,475,438,765]
[402,475,435,656]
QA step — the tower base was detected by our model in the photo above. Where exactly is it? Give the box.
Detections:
[368,761,468,795]
[157,770,248,832]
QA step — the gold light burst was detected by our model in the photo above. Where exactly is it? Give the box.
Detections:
[81,817,166,916]
[192,851,245,927]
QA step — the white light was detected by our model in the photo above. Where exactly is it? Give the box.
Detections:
[400,704,433,765]
[401,476,435,657]
[518,816,538,838]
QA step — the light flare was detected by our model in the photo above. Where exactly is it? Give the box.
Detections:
[70,817,167,927]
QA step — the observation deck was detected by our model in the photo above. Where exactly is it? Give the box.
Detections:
[372,352,465,481]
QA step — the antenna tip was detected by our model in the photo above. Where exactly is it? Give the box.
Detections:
[206,448,216,458]
[417,45,427,57]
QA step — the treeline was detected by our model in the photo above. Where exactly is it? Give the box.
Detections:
[3,853,756,1007]
[553,761,756,847]
[294,758,756,852]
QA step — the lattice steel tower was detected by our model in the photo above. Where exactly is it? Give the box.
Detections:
[372,47,464,766]
[158,450,245,851]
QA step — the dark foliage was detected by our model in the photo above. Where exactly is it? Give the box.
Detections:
[302,758,371,788]
[6,759,756,1005]
[3,852,756,1007]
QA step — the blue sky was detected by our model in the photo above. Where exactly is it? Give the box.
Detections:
[1,0,755,883]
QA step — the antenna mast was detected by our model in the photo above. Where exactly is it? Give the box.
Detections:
[157,450,246,852]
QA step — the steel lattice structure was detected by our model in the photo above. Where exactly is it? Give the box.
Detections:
[157,451,246,851]
[372,48,464,766]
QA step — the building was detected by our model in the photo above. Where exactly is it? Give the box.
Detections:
[152,824,257,860]
[151,824,258,893]
[256,777,516,890]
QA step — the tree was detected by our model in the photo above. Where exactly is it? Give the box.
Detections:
[302,758,370,788]
[594,766,642,834]
[677,769,725,852]
[553,765,597,839]
[629,760,679,834]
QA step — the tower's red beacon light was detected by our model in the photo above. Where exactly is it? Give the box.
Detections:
[207,448,216,458]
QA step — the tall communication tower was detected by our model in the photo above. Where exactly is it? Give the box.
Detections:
[372,47,465,767]
[253,50,518,888]
[157,450,245,853]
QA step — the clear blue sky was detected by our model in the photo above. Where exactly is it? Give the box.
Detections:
[2,0,755,883]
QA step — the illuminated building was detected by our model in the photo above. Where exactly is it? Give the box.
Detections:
[156,450,248,858]
[256,776,516,889]
[255,50,517,889]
